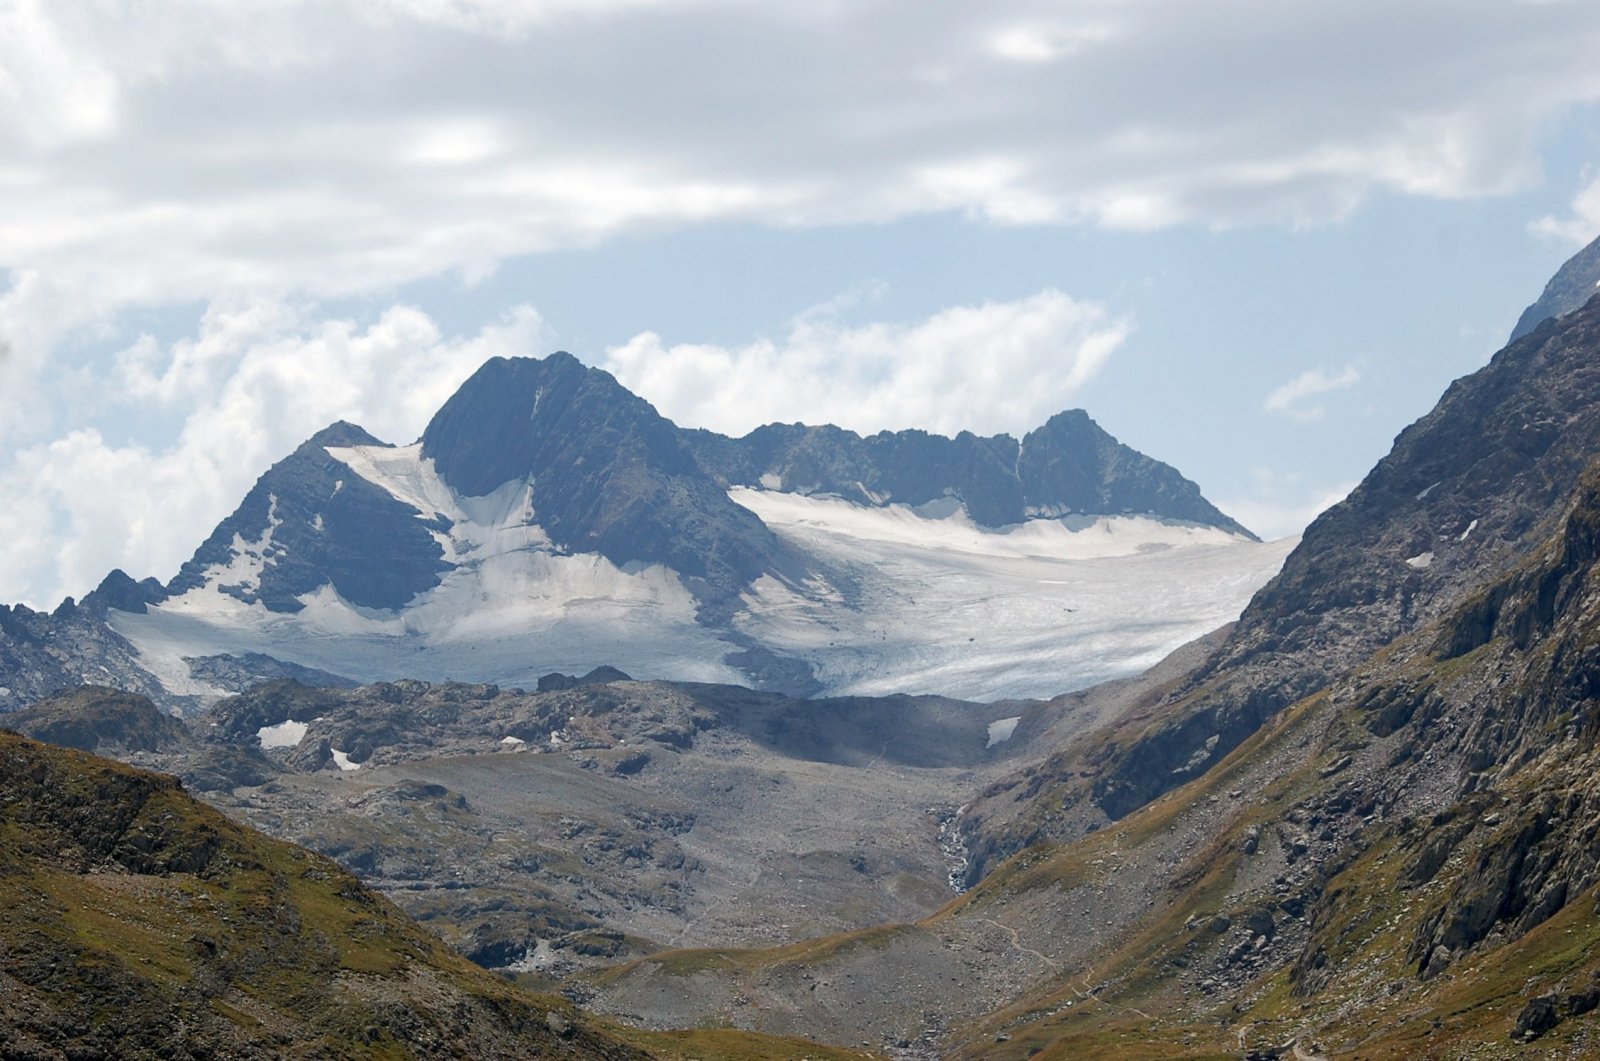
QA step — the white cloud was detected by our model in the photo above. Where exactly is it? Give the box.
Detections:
[1530,173,1600,245]
[989,21,1116,64]
[0,301,550,608]
[1221,469,1355,541]
[1265,365,1362,422]
[0,0,118,148]
[1,0,1598,329]
[599,289,1129,438]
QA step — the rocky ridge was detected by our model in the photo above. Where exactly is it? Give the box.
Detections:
[1,350,1269,708]
[683,408,1253,538]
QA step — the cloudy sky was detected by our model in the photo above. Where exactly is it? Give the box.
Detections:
[3,0,1600,608]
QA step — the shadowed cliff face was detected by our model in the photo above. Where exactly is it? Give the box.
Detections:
[167,420,452,613]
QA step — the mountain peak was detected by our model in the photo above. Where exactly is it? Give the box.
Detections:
[420,350,795,619]
[421,351,664,497]
[303,420,386,449]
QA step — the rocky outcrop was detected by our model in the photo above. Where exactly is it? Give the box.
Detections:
[0,601,176,714]
[4,685,192,755]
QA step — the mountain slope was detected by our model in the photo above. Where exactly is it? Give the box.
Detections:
[166,420,452,613]
[0,729,646,1059]
[421,354,801,621]
[590,435,1600,1061]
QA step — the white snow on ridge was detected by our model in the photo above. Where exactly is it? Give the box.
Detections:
[325,443,553,565]
[113,444,743,694]
[110,456,1295,706]
[197,493,285,596]
[729,487,1246,559]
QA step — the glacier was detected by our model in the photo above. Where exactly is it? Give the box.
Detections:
[109,442,1295,704]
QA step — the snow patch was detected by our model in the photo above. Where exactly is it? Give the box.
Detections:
[1458,519,1478,541]
[198,494,285,596]
[1406,551,1435,569]
[329,748,360,772]
[759,472,782,490]
[986,716,1022,748]
[1417,481,1441,501]
[257,719,308,749]
[500,735,526,747]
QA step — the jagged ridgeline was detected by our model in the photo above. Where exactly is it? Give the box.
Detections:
[161,354,1251,622]
[2,350,1281,710]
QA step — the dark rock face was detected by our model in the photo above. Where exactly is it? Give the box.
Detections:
[1019,410,1253,536]
[166,421,449,613]
[421,355,799,618]
[686,409,1254,537]
[81,569,168,614]
[536,665,634,693]
[1091,296,1600,819]
[1509,231,1600,343]
[685,422,1026,527]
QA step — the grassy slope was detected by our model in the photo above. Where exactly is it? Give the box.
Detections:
[0,731,872,1060]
